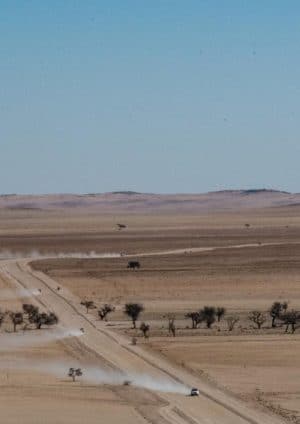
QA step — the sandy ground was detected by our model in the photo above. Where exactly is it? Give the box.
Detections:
[33,242,300,311]
[0,204,299,423]
[147,335,300,421]
[0,271,147,424]
[0,258,285,424]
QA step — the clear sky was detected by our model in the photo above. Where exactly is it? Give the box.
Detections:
[1,1,300,194]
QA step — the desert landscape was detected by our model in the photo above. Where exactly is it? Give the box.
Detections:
[0,191,299,423]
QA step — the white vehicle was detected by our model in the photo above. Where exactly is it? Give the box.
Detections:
[190,388,200,396]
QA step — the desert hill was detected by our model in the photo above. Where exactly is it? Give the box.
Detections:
[0,189,299,213]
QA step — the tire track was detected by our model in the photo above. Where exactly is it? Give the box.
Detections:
[0,256,286,424]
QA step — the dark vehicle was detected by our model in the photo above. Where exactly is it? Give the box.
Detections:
[190,388,200,396]
[127,261,140,269]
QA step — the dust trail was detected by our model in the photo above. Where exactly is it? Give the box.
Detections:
[56,251,121,259]
[0,327,82,351]
[0,250,121,260]
[0,287,41,301]
[0,359,190,394]
[79,366,189,394]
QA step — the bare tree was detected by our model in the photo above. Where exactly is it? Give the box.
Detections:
[140,322,150,338]
[164,315,176,337]
[216,307,226,322]
[270,301,288,328]
[249,311,266,329]
[9,312,23,332]
[226,315,239,331]
[80,300,96,314]
[124,303,144,329]
[201,306,216,328]
[281,310,300,333]
[98,304,115,321]
[169,319,176,337]
[68,368,83,382]
[185,311,203,329]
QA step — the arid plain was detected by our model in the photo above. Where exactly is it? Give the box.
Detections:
[0,191,300,423]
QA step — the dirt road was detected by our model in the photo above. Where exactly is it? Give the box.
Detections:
[0,258,285,424]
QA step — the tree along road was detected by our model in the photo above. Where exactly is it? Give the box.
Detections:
[0,258,285,424]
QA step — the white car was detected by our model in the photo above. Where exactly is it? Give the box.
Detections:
[190,388,200,396]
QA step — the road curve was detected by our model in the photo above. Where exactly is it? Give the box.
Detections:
[0,258,285,424]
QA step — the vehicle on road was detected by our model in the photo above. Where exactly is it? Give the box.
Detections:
[190,388,200,396]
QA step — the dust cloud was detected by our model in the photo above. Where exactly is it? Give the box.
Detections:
[0,287,41,301]
[0,358,190,394]
[0,250,121,260]
[0,327,83,351]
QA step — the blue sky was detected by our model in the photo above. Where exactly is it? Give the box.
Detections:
[1,1,300,194]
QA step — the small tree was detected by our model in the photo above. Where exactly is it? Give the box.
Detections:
[216,307,226,322]
[201,306,216,328]
[249,311,266,329]
[185,312,202,329]
[270,301,288,328]
[98,304,115,321]
[162,314,176,337]
[30,312,58,329]
[281,310,299,333]
[80,300,96,314]
[124,303,144,329]
[169,319,176,337]
[10,312,23,332]
[0,310,5,328]
[140,322,150,338]
[22,304,39,317]
[68,367,83,382]
[226,315,239,331]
